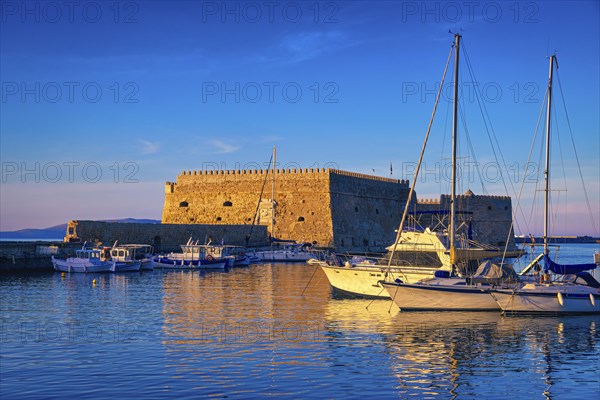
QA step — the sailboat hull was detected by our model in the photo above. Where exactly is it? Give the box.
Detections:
[491,285,600,314]
[320,264,444,299]
[382,281,500,311]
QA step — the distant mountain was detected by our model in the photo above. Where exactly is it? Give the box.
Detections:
[0,218,161,240]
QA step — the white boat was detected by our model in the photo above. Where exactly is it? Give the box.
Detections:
[320,34,523,299]
[52,248,113,273]
[382,261,519,311]
[321,223,520,299]
[204,244,251,267]
[320,229,453,298]
[154,239,226,269]
[490,274,600,315]
[120,244,155,270]
[107,245,142,272]
[246,253,262,264]
[255,242,313,263]
[489,55,600,315]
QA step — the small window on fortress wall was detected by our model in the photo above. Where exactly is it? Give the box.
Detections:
[298,216,305,222]
[487,205,492,210]
[179,201,189,207]
[223,201,233,207]
[216,217,222,222]
[355,206,358,212]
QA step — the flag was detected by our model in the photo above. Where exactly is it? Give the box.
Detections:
[390,161,393,176]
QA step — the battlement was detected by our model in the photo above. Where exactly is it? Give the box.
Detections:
[417,198,441,204]
[179,167,330,177]
[329,169,408,185]
[439,193,511,200]
[176,168,408,186]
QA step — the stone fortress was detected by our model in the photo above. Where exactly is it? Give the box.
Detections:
[159,168,515,251]
[65,167,515,252]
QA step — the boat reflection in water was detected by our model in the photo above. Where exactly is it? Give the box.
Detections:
[320,299,599,399]
[151,265,599,398]
[384,313,598,398]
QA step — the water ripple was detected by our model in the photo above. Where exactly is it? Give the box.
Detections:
[1,263,599,399]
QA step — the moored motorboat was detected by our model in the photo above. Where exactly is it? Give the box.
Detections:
[255,241,313,262]
[153,239,227,269]
[105,245,141,272]
[52,248,113,273]
[120,244,155,270]
[154,257,227,269]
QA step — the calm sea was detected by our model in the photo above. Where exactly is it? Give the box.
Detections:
[1,244,599,399]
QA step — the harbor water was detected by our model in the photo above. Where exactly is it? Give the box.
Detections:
[1,244,599,398]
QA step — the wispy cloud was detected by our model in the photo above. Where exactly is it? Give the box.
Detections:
[139,139,160,155]
[280,31,348,64]
[281,31,346,62]
[212,139,240,154]
[247,30,355,67]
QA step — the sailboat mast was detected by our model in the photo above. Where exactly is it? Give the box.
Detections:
[543,55,555,256]
[450,33,460,263]
[271,145,276,239]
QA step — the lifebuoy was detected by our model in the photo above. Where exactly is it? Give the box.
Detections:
[206,254,213,261]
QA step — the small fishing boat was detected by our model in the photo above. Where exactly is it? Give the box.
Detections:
[106,245,142,272]
[204,244,251,267]
[154,239,226,269]
[119,244,155,270]
[52,248,113,273]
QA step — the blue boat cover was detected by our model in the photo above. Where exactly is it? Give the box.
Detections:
[543,255,597,275]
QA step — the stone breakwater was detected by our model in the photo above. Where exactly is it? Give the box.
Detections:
[63,220,269,252]
[0,241,80,272]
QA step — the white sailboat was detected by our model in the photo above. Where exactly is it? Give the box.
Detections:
[490,55,600,314]
[381,34,520,310]
[322,34,517,299]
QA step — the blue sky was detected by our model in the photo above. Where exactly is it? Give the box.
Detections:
[1,0,598,236]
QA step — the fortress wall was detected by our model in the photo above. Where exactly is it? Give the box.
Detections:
[415,193,515,248]
[160,168,516,252]
[64,220,269,252]
[329,171,411,251]
[162,168,334,246]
